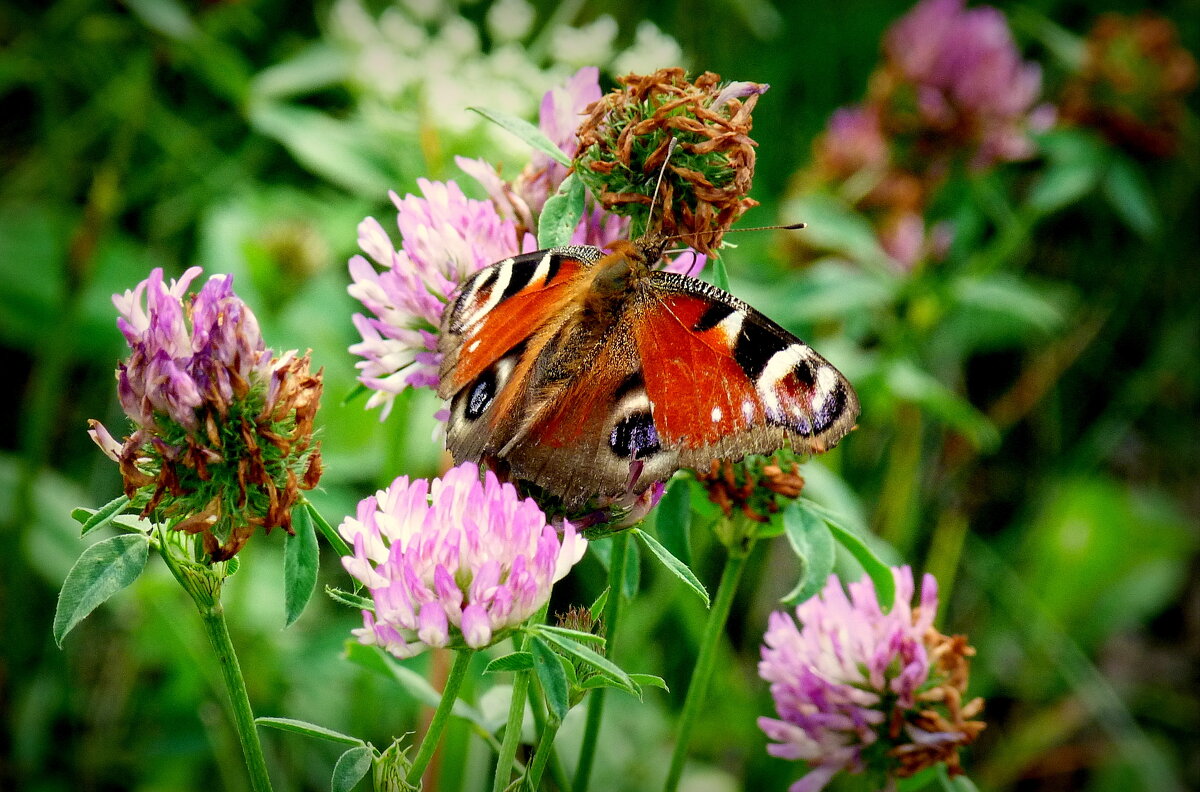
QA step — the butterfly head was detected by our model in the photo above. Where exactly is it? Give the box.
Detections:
[633,232,669,265]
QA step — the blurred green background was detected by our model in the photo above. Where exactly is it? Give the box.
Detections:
[2,0,1197,790]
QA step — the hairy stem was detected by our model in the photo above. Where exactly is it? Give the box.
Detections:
[573,530,629,792]
[407,649,475,786]
[662,543,751,792]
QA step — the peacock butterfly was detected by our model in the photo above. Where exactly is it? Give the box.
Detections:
[436,233,859,508]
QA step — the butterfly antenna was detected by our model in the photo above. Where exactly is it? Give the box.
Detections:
[647,137,678,235]
[663,222,807,248]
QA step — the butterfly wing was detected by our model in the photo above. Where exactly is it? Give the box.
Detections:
[439,247,859,508]
[438,246,604,468]
[631,271,859,470]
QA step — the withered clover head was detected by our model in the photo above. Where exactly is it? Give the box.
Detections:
[89,267,323,561]
[574,68,768,256]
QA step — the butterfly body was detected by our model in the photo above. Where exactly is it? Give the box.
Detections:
[438,238,859,507]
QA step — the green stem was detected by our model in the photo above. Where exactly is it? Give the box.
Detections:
[527,682,569,792]
[662,544,752,792]
[407,649,475,786]
[198,602,274,792]
[524,712,561,790]
[493,664,532,792]
[573,530,629,792]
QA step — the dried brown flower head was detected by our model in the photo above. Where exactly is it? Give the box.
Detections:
[575,68,767,255]
[1061,12,1199,157]
[697,455,805,523]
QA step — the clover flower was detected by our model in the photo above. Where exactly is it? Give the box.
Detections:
[878,0,1045,169]
[339,462,587,658]
[89,267,323,560]
[575,68,768,255]
[1061,12,1198,158]
[347,180,536,417]
[758,566,985,792]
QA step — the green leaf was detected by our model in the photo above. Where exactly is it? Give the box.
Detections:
[710,255,730,291]
[779,192,892,272]
[484,652,534,674]
[531,638,569,721]
[630,528,709,607]
[306,500,351,557]
[628,673,668,692]
[885,359,999,450]
[654,478,692,567]
[1103,155,1159,238]
[284,504,320,627]
[535,624,605,647]
[1028,131,1106,214]
[53,533,150,646]
[589,587,609,621]
[952,274,1064,337]
[623,535,641,599]
[250,43,348,100]
[469,107,571,167]
[532,627,635,694]
[74,494,132,537]
[822,517,896,610]
[248,101,395,196]
[326,586,374,612]
[780,500,836,606]
[538,172,585,248]
[331,744,374,792]
[255,717,364,746]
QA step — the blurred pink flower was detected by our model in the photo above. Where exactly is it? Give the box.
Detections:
[758,566,984,791]
[347,180,536,418]
[340,462,587,658]
[883,0,1044,167]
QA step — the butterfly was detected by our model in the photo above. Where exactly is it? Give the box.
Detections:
[437,234,859,508]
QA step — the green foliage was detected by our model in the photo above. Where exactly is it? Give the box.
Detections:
[8,0,1199,790]
[53,533,150,646]
[283,505,320,628]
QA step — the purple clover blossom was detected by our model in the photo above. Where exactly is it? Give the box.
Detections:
[91,267,323,560]
[347,180,536,418]
[759,566,983,792]
[517,66,604,214]
[339,462,587,658]
[883,0,1044,167]
[110,267,271,431]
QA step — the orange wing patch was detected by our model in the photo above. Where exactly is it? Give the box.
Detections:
[634,293,759,448]
[443,256,587,393]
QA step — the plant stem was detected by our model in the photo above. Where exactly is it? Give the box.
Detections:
[493,662,532,792]
[407,649,475,786]
[662,544,751,792]
[573,530,629,792]
[528,681,570,792]
[525,711,562,790]
[198,602,274,792]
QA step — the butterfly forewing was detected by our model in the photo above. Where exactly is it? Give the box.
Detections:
[438,247,602,398]
[639,273,859,461]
